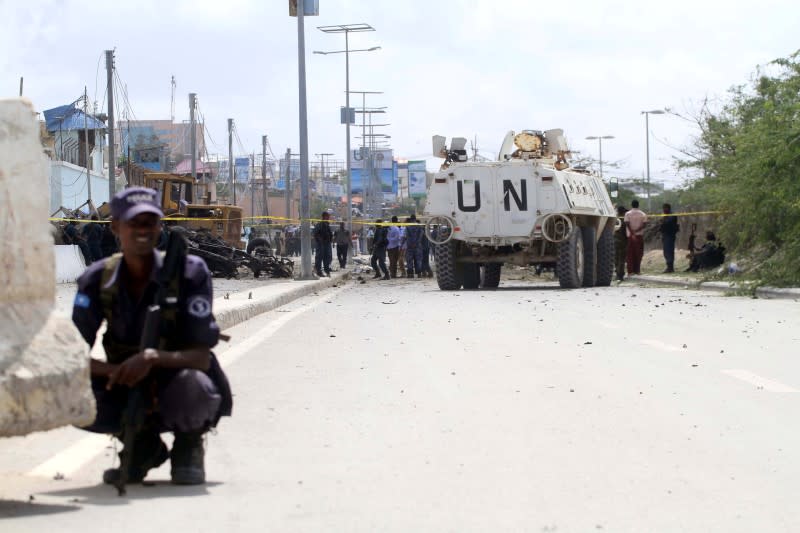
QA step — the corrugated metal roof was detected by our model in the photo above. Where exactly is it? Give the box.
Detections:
[174,158,213,175]
[43,104,106,132]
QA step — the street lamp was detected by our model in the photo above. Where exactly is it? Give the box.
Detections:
[316,23,379,258]
[641,109,665,211]
[313,46,381,55]
[585,135,614,179]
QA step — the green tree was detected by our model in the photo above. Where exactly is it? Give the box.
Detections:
[676,50,800,285]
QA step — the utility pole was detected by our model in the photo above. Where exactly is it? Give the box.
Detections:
[19,77,23,97]
[228,118,235,205]
[316,24,378,259]
[284,148,291,222]
[83,87,93,210]
[105,50,116,200]
[170,75,176,122]
[262,135,269,219]
[189,93,197,201]
[251,152,256,221]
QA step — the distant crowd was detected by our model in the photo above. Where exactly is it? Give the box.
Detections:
[256,213,435,279]
[614,200,726,281]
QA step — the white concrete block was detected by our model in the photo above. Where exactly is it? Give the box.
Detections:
[0,98,95,437]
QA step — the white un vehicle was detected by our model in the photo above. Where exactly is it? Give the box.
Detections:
[424,129,616,290]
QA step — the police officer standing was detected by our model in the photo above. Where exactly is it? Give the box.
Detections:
[370,219,390,280]
[659,203,680,273]
[72,188,231,486]
[313,211,333,276]
[403,214,424,277]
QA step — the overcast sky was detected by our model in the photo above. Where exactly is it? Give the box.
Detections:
[3,0,798,188]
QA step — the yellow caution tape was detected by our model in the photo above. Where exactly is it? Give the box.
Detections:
[52,210,725,226]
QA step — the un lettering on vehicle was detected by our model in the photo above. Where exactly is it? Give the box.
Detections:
[452,167,537,237]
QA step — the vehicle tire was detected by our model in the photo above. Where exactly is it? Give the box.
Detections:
[462,263,481,289]
[482,263,502,288]
[246,237,271,256]
[581,226,597,287]
[251,244,271,258]
[595,223,615,287]
[434,240,462,290]
[557,227,585,288]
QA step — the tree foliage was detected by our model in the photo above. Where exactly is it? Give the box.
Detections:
[677,50,800,285]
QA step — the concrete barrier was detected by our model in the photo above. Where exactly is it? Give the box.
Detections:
[55,244,88,284]
[0,98,95,437]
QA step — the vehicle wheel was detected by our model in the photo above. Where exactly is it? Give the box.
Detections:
[581,226,597,287]
[251,245,272,259]
[462,263,480,289]
[595,223,615,287]
[557,228,585,288]
[434,240,462,290]
[482,263,502,288]
[246,237,271,256]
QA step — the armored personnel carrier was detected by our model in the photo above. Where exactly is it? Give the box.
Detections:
[424,129,616,290]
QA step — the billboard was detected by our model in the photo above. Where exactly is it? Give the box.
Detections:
[349,148,394,195]
[235,157,250,183]
[276,159,301,190]
[289,0,319,16]
[408,160,427,197]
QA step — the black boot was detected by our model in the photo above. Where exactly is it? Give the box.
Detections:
[103,429,169,485]
[171,431,206,485]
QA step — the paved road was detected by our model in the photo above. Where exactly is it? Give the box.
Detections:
[2,277,799,531]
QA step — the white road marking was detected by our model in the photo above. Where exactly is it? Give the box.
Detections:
[26,286,346,479]
[215,286,346,368]
[640,338,684,352]
[722,369,798,393]
[28,434,111,478]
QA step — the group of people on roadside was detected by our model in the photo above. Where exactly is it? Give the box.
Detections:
[614,200,724,281]
[61,215,119,265]
[369,215,434,280]
[301,211,435,280]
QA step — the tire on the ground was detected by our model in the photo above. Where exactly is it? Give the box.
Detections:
[434,240,462,290]
[482,263,502,288]
[595,223,615,286]
[581,226,597,287]
[246,237,271,255]
[557,227,585,288]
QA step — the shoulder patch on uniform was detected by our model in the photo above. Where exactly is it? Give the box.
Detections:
[74,292,91,309]
[187,295,212,318]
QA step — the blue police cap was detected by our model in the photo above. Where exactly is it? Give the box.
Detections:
[110,187,163,221]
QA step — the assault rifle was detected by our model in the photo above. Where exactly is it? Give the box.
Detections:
[114,230,187,496]
[687,223,698,260]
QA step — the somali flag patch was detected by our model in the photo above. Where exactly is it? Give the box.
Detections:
[74,292,91,309]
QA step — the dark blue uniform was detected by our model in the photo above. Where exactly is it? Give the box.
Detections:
[73,251,225,434]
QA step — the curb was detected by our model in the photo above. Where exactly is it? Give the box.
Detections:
[754,286,800,300]
[215,271,351,331]
[629,275,799,301]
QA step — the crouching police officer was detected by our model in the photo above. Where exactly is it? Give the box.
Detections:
[72,187,231,487]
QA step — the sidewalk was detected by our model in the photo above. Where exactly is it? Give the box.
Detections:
[54,271,352,331]
[213,271,350,330]
[627,273,800,300]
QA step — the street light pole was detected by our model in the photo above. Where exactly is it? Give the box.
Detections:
[296,6,313,279]
[641,109,664,211]
[585,135,614,179]
[345,31,351,248]
[316,23,378,258]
